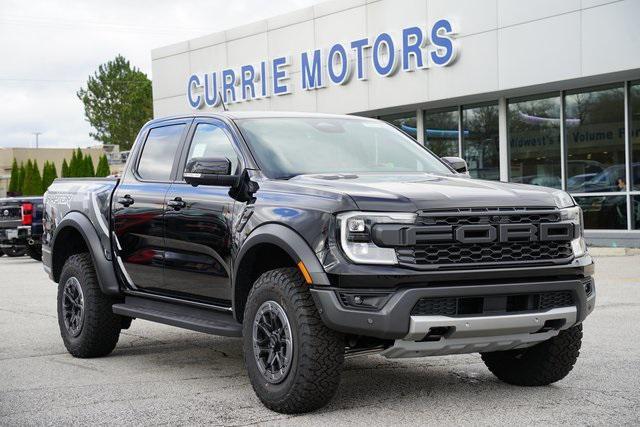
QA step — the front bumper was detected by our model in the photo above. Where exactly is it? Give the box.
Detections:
[311,258,595,355]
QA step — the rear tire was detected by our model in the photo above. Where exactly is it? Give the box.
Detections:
[243,267,345,414]
[481,324,583,386]
[25,244,42,261]
[57,253,122,358]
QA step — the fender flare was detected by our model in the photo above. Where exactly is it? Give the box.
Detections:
[52,212,120,295]
[234,223,330,286]
[232,223,330,318]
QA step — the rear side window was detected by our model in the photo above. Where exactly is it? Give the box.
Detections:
[137,124,185,181]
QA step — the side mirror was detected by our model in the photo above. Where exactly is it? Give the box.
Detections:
[183,157,238,186]
[441,156,469,175]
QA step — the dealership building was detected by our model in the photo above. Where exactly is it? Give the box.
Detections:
[151,0,640,246]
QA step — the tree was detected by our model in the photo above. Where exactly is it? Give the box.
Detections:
[61,158,69,178]
[22,160,35,196]
[84,155,95,177]
[8,159,19,194]
[42,161,58,192]
[17,162,26,195]
[77,55,152,151]
[30,162,43,196]
[95,154,110,177]
[69,148,83,177]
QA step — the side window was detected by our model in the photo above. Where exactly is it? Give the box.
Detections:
[137,124,185,181]
[186,123,240,175]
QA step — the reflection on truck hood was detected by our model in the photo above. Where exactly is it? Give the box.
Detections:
[287,173,558,211]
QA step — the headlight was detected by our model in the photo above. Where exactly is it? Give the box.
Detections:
[560,205,587,258]
[337,211,416,264]
[553,190,575,209]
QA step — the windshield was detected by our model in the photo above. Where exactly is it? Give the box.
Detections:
[234,117,452,178]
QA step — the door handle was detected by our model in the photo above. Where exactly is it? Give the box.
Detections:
[117,195,134,207]
[167,197,187,210]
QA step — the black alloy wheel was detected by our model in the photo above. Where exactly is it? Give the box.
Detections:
[61,276,85,337]
[252,300,294,384]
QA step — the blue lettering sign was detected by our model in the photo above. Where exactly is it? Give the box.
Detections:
[222,69,236,103]
[372,33,397,77]
[327,44,350,85]
[430,19,456,66]
[402,27,425,71]
[187,74,202,109]
[272,56,290,95]
[301,49,324,90]
[186,19,458,109]
[350,38,369,81]
[240,65,256,100]
[204,72,220,107]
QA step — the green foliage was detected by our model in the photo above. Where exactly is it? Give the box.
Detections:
[8,159,19,194]
[68,148,83,177]
[95,154,110,177]
[21,159,44,196]
[84,155,95,177]
[41,161,58,193]
[77,54,152,151]
[31,162,43,196]
[61,159,69,178]
[18,162,25,194]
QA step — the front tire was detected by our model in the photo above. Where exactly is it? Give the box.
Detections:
[57,253,122,358]
[481,324,583,386]
[243,267,345,414]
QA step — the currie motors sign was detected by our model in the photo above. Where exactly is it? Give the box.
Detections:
[187,19,457,109]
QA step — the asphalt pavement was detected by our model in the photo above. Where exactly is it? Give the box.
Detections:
[0,254,639,426]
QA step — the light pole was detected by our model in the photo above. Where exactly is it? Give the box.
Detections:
[33,132,42,149]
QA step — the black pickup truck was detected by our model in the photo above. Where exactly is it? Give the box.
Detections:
[0,196,43,260]
[43,112,595,413]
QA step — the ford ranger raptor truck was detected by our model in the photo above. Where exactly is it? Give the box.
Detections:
[43,112,595,414]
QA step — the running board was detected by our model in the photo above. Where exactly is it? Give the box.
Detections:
[112,296,242,337]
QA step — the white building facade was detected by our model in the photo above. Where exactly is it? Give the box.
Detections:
[152,0,640,246]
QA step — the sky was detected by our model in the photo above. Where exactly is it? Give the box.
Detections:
[0,0,323,149]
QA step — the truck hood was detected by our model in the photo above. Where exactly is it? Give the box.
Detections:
[287,173,559,211]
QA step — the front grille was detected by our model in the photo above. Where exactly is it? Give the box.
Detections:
[416,208,561,226]
[396,207,573,268]
[411,290,575,316]
[397,241,573,265]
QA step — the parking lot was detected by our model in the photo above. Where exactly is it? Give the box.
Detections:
[0,255,638,426]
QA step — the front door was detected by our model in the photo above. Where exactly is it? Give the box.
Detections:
[163,119,242,303]
[112,121,189,292]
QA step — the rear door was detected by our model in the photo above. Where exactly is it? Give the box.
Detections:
[112,119,190,292]
[162,118,243,303]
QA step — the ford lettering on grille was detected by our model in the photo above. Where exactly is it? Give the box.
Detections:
[371,209,576,268]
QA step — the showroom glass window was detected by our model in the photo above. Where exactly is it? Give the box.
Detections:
[508,94,562,188]
[631,81,640,191]
[423,108,459,158]
[462,103,499,180]
[379,112,418,139]
[565,84,625,193]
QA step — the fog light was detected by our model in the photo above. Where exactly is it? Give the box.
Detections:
[338,292,391,311]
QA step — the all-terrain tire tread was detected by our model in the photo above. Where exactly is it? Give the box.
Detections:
[58,253,121,358]
[244,267,344,414]
[481,324,583,386]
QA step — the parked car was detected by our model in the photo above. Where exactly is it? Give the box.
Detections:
[43,112,595,413]
[0,196,44,260]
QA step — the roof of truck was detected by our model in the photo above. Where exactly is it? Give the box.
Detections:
[151,111,376,122]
